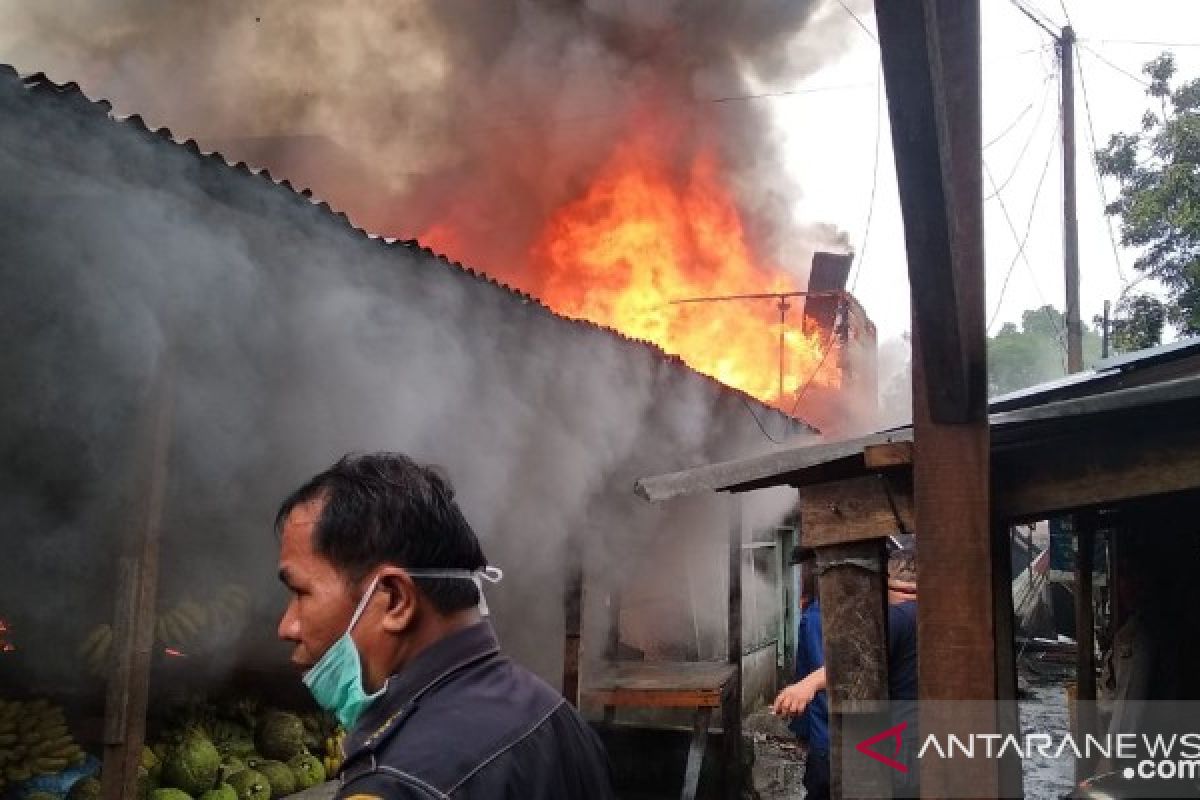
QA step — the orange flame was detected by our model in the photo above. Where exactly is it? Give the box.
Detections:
[529,135,838,409]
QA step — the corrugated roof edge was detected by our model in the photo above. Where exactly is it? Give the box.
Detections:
[5,64,817,434]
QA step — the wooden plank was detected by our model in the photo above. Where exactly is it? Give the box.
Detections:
[101,356,173,800]
[799,475,913,548]
[588,661,737,691]
[562,541,583,705]
[584,688,726,709]
[724,496,743,800]
[816,541,891,799]
[863,441,913,469]
[995,423,1200,521]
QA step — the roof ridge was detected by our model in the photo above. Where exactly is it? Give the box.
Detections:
[4,64,814,431]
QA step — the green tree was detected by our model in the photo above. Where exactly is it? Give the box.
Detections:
[1096,52,1200,337]
[987,306,1102,396]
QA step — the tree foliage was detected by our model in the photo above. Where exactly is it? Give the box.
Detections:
[987,306,1101,396]
[1096,52,1200,337]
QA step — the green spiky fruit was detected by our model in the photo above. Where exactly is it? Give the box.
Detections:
[161,731,220,796]
[198,784,238,800]
[150,790,194,800]
[288,752,325,790]
[226,769,270,800]
[254,713,306,762]
[66,777,103,800]
[254,760,294,799]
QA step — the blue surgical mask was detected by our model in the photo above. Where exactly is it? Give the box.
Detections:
[302,566,504,730]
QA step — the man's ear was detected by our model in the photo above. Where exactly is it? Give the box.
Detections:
[377,567,418,634]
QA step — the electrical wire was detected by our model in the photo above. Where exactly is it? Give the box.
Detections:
[1094,39,1200,48]
[985,101,1034,150]
[739,395,789,445]
[984,118,1067,347]
[848,64,883,294]
[1078,43,1152,90]
[787,326,839,421]
[1008,0,1059,39]
[1075,50,1130,286]
[834,0,877,42]
[985,71,1057,200]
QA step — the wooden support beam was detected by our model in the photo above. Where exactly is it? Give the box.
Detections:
[876,2,1011,798]
[1073,512,1099,783]
[799,475,912,549]
[816,541,891,800]
[995,422,1200,521]
[863,441,913,470]
[562,540,583,705]
[992,519,1025,797]
[724,495,744,800]
[101,356,173,800]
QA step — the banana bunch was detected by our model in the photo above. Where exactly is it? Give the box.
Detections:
[155,599,209,648]
[321,727,346,777]
[78,624,114,677]
[0,698,87,791]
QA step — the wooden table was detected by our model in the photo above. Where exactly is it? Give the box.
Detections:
[584,661,738,800]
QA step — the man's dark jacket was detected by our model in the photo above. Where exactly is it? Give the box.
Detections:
[337,622,615,799]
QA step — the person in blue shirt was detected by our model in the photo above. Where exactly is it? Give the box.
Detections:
[773,546,919,800]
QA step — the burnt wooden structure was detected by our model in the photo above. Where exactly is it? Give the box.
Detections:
[639,360,1200,797]
[563,499,746,800]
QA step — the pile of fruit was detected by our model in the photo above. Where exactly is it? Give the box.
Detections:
[0,699,88,792]
[1,697,344,800]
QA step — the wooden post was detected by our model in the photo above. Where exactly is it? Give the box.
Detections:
[992,519,1024,797]
[1074,512,1098,782]
[562,539,584,705]
[101,355,173,800]
[816,541,891,800]
[723,495,744,800]
[876,2,1007,797]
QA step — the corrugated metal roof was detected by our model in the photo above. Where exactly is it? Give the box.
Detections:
[4,64,817,435]
[636,371,1200,502]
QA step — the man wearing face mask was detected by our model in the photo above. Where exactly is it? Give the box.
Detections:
[275,452,615,799]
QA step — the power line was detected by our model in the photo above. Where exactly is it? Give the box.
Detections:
[985,71,1057,200]
[985,101,1034,150]
[1075,49,1130,286]
[1008,0,1059,39]
[739,395,789,445]
[1077,43,1151,89]
[848,64,883,294]
[1093,38,1200,48]
[984,118,1066,346]
[787,326,839,420]
[834,0,877,42]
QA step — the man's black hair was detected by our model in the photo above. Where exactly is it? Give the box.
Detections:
[275,452,488,613]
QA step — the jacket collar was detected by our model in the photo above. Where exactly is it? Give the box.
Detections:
[342,621,501,760]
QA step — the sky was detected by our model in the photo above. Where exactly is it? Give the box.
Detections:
[780,0,1200,344]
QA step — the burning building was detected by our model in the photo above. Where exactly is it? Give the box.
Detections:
[0,65,830,797]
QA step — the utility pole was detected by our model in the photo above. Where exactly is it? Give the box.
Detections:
[1060,25,1083,373]
[1102,299,1111,358]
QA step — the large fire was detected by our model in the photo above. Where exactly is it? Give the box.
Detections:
[428,132,840,411]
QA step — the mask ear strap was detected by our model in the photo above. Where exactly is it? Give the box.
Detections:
[348,573,383,630]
